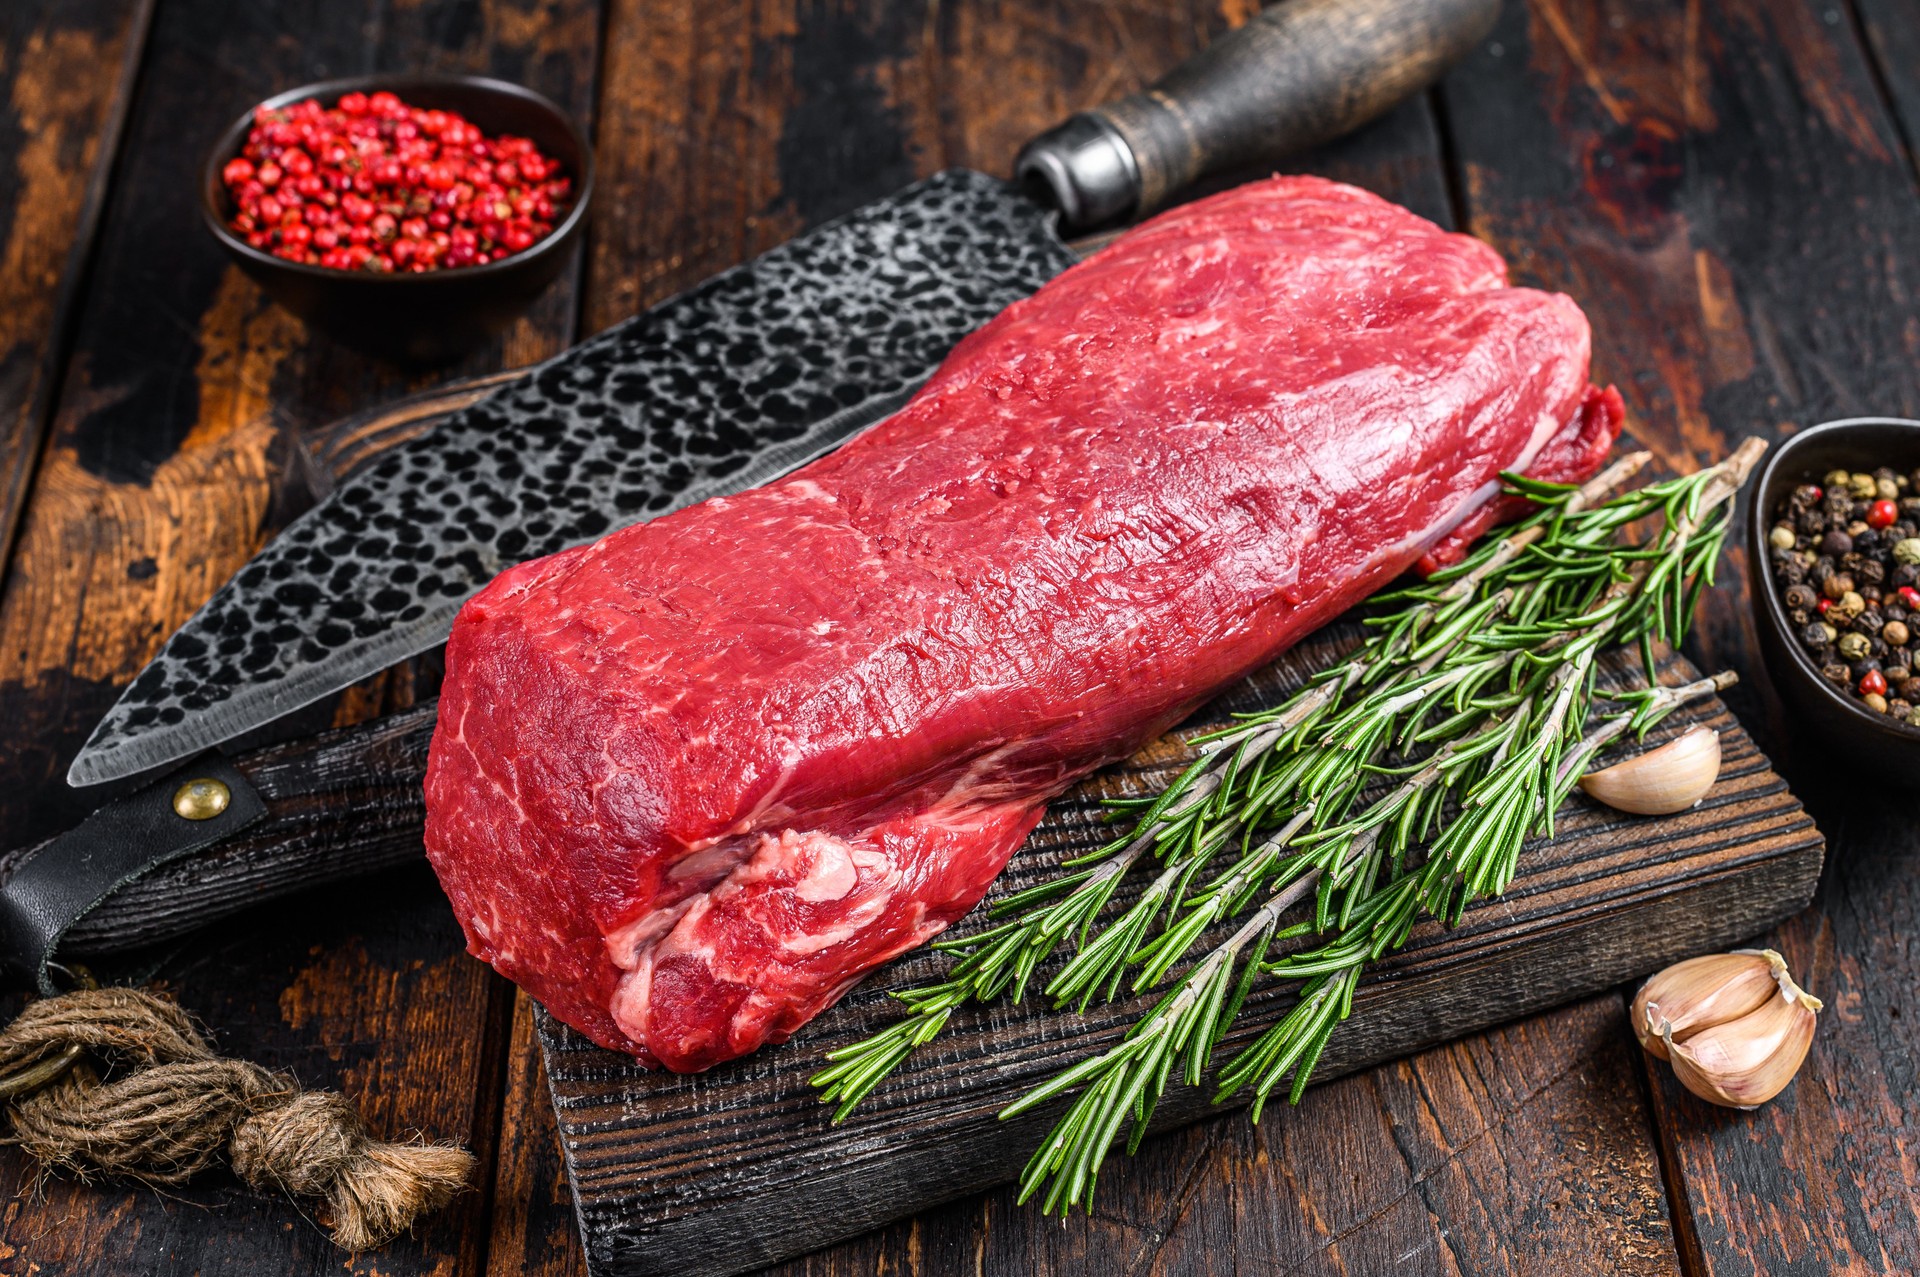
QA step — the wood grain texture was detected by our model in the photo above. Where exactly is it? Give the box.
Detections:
[538,638,1819,1277]
[757,993,1678,1277]
[1437,0,1920,740]
[1442,1,1920,1275]
[0,0,151,583]
[1644,778,1919,1277]
[0,0,602,852]
[0,0,604,1272]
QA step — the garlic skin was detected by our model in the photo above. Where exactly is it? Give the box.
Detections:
[1631,948,1823,1109]
[1579,724,1721,815]
[1633,950,1785,1061]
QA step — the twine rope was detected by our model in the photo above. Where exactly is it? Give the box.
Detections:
[0,985,472,1250]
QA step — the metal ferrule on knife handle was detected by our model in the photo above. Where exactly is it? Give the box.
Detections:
[1015,0,1500,229]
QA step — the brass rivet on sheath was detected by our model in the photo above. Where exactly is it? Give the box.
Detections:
[172,778,231,821]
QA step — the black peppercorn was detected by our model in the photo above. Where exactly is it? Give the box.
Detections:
[1825,492,1853,519]
[1800,621,1834,650]
[1790,483,1823,512]
[1859,609,1886,635]
[1822,661,1852,685]
[1891,698,1913,719]
[1895,563,1920,589]
[1784,582,1819,612]
[1857,558,1886,587]
[1799,509,1829,537]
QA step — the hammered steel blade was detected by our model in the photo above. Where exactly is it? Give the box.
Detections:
[70,171,1075,787]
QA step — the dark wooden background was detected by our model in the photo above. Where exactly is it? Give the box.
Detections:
[0,0,1914,1273]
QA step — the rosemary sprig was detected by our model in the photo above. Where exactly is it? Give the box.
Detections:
[1006,671,1737,1212]
[996,442,1762,1212]
[815,442,1760,1129]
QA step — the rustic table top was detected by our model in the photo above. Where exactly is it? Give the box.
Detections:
[0,0,1913,1273]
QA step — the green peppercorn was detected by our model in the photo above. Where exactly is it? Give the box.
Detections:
[1833,591,1866,621]
[1825,469,1852,490]
[1851,474,1879,500]
[1838,631,1872,661]
[1881,477,1903,501]
[1769,524,1797,550]
[1895,538,1920,566]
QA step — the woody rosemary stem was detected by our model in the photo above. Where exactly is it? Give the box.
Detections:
[814,442,1763,1150]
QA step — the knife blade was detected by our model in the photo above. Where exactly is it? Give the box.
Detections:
[70,171,1070,786]
[68,0,1498,788]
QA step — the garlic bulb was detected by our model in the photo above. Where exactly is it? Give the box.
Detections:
[1579,724,1720,815]
[1631,948,1822,1109]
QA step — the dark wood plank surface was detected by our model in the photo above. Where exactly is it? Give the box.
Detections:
[0,0,152,580]
[3,0,1918,1274]
[1441,2,1920,1274]
[0,0,604,1272]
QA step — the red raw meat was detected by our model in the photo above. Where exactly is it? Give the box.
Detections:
[423,176,1620,1071]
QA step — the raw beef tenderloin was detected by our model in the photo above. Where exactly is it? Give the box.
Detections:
[423,175,1621,1072]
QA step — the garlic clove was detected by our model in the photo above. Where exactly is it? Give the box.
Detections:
[1579,724,1721,815]
[1632,950,1787,1061]
[1664,969,1821,1109]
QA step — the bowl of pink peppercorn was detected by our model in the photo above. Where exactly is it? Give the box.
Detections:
[201,74,593,363]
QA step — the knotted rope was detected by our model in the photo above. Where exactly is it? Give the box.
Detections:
[0,984,473,1250]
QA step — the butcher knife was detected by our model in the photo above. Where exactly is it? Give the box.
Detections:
[67,0,1497,789]
[0,0,1498,993]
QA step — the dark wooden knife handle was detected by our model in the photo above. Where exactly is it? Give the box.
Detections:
[0,705,436,969]
[1017,0,1499,228]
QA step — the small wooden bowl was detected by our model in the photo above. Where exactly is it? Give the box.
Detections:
[1747,417,1920,777]
[201,74,593,364]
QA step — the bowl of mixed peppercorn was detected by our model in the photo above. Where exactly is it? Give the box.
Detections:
[1750,417,1920,775]
[201,74,592,362]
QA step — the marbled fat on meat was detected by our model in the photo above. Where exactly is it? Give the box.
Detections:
[422,176,1621,1072]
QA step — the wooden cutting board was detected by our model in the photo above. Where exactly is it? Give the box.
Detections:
[534,633,1824,1277]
